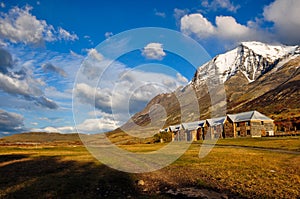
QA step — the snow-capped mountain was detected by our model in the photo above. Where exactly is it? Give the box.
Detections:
[113,41,300,143]
[193,41,300,84]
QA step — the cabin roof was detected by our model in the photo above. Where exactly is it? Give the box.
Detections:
[181,120,206,130]
[169,124,181,131]
[227,110,273,122]
[206,116,226,126]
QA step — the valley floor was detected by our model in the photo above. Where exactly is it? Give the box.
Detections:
[0,137,299,198]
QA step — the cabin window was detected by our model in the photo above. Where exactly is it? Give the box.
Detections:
[246,121,250,126]
[247,130,251,135]
[237,131,241,136]
[261,121,264,125]
[236,123,240,127]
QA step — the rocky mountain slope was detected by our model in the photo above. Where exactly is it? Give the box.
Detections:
[109,41,300,141]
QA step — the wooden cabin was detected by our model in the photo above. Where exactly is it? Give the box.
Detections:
[224,111,274,138]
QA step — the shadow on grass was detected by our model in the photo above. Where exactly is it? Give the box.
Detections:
[0,155,142,198]
[0,154,29,164]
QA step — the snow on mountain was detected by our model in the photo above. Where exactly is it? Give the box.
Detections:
[193,41,299,84]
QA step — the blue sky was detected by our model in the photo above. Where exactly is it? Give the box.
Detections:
[0,0,299,136]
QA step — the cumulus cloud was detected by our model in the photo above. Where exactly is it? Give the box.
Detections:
[180,13,271,45]
[0,2,5,8]
[263,0,300,44]
[0,49,59,109]
[201,0,240,12]
[142,43,166,60]
[75,83,112,113]
[42,63,67,77]
[0,6,78,45]
[0,109,25,134]
[0,71,41,96]
[215,16,255,40]
[0,73,59,109]
[180,0,300,47]
[181,14,215,38]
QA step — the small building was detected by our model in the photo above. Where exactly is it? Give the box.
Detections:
[181,120,206,141]
[168,124,182,141]
[224,110,274,138]
[203,116,226,139]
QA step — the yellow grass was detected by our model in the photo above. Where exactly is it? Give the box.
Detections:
[0,137,299,198]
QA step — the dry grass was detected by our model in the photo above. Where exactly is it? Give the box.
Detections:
[215,136,300,151]
[0,137,299,198]
[175,143,300,198]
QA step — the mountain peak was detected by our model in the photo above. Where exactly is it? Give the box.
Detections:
[240,41,298,62]
[192,41,299,84]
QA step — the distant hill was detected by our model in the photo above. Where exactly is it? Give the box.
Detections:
[0,132,82,144]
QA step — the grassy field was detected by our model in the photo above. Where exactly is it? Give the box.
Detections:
[0,137,299,198]
[215,136,300,151]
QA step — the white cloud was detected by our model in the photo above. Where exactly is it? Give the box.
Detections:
[263,0,300,44]
[32,116,118,134]
[180,14,215,38]
[174,8,189,23]
[154,9,166,18]
[201,0,240,12]
[58,27,78,41]
[87,48,104,61]
[31,125,75,134]
[180,1,300,47]
[75,83,112,113]
[0,48,61,109]
[0,6,78,45]
[44,86,72,100]
[180,13,271,45]
[104,32,113,39]
[70,50,82,58]
[0,2,5,8]
[142,43,166,60]
[42,63,67,77]
[215,16,254,40]
[0,72,42,96]
[176,73,188,83]
[76,118,118,133]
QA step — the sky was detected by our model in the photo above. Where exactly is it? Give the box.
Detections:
[0,0,299,136]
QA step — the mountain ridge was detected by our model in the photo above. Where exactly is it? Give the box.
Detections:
[193,41,299,85]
